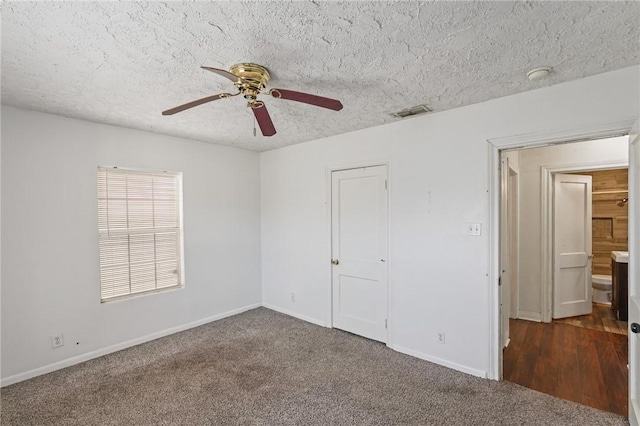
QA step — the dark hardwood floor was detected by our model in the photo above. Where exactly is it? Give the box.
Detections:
[554,303,628,335]
[504,319,628,417]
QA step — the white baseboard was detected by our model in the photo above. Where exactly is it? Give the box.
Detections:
[389,344,487,379]
[0,302,262,387]
[518,310,543,322]
[262,303,327,327]
[261,306,486,379]
[3,303,487,387]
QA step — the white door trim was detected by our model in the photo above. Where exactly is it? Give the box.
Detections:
[508,169,520,320]
[541,161,627,322]
[487,119,634,150]
[628,119,639,425]
[488,143,501,380]
[499,158,518,348]
[499,157,509,352]
[487,122,634,381]
[325,160,391,344]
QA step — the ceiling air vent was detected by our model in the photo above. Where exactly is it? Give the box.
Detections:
[392,104,432,118]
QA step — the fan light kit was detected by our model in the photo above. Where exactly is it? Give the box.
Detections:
[527,67,552,81]
[163,63,344,137]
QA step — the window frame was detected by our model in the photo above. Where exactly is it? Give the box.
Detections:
[97,166,185,303]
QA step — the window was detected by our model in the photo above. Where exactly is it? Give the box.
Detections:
[97,167,184,301]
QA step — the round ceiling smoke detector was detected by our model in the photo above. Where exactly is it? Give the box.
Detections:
[527,67,552,81]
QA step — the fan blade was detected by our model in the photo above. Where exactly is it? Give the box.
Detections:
[252,102,277,137]
[271,88,343,111]
[162,93,231,115]
[201,66,245,83]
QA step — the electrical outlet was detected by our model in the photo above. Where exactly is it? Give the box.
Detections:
[290,292,296,303]
[51,333,64,349]
[437,332,446,344]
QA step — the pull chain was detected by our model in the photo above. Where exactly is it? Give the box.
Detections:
[253,115,257,137]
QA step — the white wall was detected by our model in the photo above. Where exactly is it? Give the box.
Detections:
[1,107,262,383]
[261,65,640,377]
[2,66,638,385]
[516,136,629,321]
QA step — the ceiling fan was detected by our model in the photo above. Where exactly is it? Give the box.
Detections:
[162,63,344,137]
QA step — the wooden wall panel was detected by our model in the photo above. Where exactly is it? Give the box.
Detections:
[570,169,628,276]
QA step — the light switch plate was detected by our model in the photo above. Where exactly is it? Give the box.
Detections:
[467,223,482,236]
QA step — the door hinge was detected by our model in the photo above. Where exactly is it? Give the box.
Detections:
[385,180,388,190]
[498,276,502,286]
[385,319,388,329]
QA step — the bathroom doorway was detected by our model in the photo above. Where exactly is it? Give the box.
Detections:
[553,168,629,331]
[499,136,630,416]
[546,167,629,325]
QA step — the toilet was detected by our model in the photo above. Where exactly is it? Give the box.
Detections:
[592,274,612,305]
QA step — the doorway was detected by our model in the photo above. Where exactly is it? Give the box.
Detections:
[554,168,630,326]
[541,164,628,322]
[498,137,630,416]
[330,165,389,343]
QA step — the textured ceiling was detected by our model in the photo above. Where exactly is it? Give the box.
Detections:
[2,1,639,151]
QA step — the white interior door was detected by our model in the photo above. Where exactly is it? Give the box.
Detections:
[628,121,640,425]
[331,165,388,343]
[553,173,592,319]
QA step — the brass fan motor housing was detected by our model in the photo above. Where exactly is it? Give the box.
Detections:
[230,63,270,100]
[162,63,343,137]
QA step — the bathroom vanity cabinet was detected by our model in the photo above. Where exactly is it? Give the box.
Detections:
[611,251,628,321]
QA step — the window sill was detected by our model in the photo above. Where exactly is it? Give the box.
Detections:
[100,284,185,304]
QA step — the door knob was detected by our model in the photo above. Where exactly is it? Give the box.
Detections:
[331,259,339,265]
[631,323,640,334]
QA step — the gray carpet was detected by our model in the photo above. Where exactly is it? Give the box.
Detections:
[0,308,628,425]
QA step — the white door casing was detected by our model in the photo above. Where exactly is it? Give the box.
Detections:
[331,165,388,343]
[628,120,639,425]
[500,157,520,354]
[500,156,510,349]
[553,173,593,319]
[509,170,519,319]
[489,123,635,382]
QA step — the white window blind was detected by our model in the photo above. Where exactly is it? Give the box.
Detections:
[97,167,184,301]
